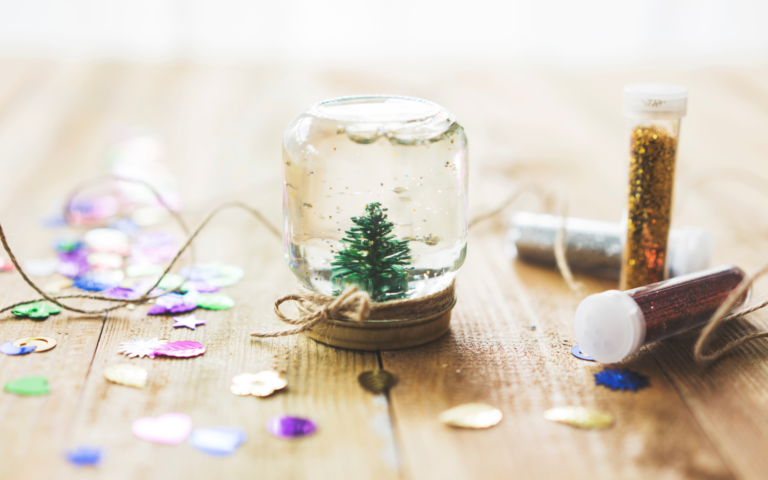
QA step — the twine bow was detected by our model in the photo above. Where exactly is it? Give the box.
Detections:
[252,287,372,338]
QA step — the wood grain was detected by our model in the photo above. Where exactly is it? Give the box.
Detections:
[0,61,767,479]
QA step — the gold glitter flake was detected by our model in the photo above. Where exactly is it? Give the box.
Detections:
[543,406,614,429]
[439,403,503,429]
[620,124,677,290]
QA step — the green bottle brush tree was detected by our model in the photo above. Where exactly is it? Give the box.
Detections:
[331,202,413,302]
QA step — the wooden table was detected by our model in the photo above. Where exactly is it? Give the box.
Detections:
[1,61,768,479]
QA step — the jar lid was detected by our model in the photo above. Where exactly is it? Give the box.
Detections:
[310,95,455,144]
[623,83,688,119]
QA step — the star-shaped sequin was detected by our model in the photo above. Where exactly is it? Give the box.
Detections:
[172,314,206,330]
[594,367,650,392]
[231,371,287,397]
[117,338,168,359]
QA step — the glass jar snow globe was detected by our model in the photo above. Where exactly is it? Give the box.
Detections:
[282,95,468,308]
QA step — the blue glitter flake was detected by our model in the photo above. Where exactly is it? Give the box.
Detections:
[64,445,104,467]
[594,367,650,392]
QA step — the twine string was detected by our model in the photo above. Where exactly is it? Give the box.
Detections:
[255,287,372,338]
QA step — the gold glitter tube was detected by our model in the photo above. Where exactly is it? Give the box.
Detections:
[620,84,688,290]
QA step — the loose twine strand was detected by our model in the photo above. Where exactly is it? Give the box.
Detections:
[2,175,767,363]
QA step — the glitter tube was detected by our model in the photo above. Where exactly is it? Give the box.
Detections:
[620,83,688,290]
[507,212,713,279]
[574,265,749,363]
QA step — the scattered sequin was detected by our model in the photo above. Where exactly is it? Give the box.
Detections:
[73,270,124,292]
[125,264,164,278]
[57,247,91,278]
[179,281,220,293]
[104,363,148,388]
[571,345,595,362]
[358,370,398,394]
[153,341,206,358]
[179,264,220,281]
[439,403,503,429]
[12,301,62,319]
[132,413,193,445]
[4,375,50,395]
[1,341,37,355]
[231,371,287,397]
[0,258,14,272]
[83,228,130,255]
[172,314,206,330]
[266,415,317,439]
[117,338,168,359]
[52,237,82,253]
[23,258,60,277]
[13,336,57,353]
[188,427,248,456]
[64,445,104,467]
[44,278,73,294]
[87,252,124,269]
[594,368,650,392]
[195,293,235,311]
[544,406,614,429]
[147,293,197,315]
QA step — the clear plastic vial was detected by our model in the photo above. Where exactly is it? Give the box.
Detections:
[507,212,713,279]
[620,83,688,290]
[574,265,749,363]
[282,95,468,301]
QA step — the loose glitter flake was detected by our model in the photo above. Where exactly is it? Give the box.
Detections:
[4,375,50,395]
[172,314,206,330]
[73,270,124,292]
[132,413,193,445]
[544,406,614,429]
[358,370,398,394]
[188,427,248,456]
[64,445,104,467]
[195,293,235,311]
[12,301,62,319]
[231,371,287,397]
[153,341,205,358]
[266,415,317,439]
[13,336,57,353]
[118,338,168,359]
[594,368,650,392]
[1,341,37,355]
[104,364,148,388]
[439,403,503,429]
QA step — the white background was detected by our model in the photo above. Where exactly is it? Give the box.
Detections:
[0,0,766,69]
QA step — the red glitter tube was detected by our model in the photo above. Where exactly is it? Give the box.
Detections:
[574,265,749,363]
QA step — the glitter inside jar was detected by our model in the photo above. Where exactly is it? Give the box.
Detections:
[620,83,688,290]
[282,96,468,301]
[574,265,749,363]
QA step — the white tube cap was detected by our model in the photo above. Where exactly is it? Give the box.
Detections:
[668,227,714,278]
[574,290,646,364]
[623,83,688,119]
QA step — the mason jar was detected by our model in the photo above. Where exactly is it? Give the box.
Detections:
[282,95,468,304]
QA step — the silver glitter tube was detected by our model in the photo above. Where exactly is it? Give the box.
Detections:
[506,212,713,279]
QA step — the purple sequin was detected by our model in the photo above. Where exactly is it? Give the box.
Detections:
[266,415,317,439]
[147,293,197,315]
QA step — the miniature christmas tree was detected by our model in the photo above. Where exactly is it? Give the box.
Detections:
[331,202,412,301]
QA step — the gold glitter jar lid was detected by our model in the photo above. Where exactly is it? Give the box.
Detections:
[623,83,688,119]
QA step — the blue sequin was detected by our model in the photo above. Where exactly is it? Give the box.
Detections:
[594,367,650,392]
[64,445,104,467]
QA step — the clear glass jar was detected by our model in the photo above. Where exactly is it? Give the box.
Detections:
[619,83,688,290]
[282,95,468,301]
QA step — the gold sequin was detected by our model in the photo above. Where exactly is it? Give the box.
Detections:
[104,364,148,388]
[13,336,57,353]
[544,406,614,429]
[358,370,398,394]
[439,403,503,429]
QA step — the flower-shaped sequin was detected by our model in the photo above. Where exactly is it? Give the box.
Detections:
[230,371,287,397]
[12,301,62,319]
